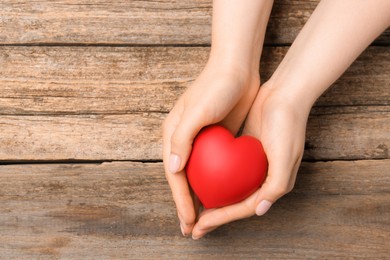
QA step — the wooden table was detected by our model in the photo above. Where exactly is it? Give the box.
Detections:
[0,1,389,258]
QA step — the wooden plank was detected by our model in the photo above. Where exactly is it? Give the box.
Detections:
[0,107,388,161]
[0,1,388,45]
[305,106,390,161]
[0,161,389,258]
[0,46,208,115]
[0,46,388,115]
[266,0,390,45]
[0,113,165,161]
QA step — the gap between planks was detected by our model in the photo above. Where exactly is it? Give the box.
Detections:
[0,157,389,166]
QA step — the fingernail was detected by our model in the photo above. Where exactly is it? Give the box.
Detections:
[180,223,186,237]
[255,200,272,216]
[169,154,181,174]
[192,234,201,240]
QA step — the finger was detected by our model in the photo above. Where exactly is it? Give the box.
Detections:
[168,169,197,236]
[192,195,257,240]
[191,156,299,239]
[191,177,289,239]
[252,158,297,216]
[252,123,305,215]
[191,190,202,221]
[163,112,197,236]
[169,108,206,174]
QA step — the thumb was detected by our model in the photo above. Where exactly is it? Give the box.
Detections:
[168,111,205,174]
[253,167,294,216]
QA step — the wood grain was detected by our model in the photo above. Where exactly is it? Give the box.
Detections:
[0,113,165,161]
[305,106,390,161]
[0,46,208,115]
[0,161,389,258]
[0,46,388,115]
[0,106,388,161]
[0,0,388,45]
[0,1,388,258]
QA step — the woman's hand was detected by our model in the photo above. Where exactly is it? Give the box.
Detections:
[190,84,309,239]
[162,0,274,236]
[163,62,260,236]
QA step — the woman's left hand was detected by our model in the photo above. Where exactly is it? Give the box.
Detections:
[191,84,310,239]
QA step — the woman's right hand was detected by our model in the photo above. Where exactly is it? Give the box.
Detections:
[163,0,274,236]
[163,59,260,236]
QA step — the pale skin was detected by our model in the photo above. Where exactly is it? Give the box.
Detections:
[163,0,390,239]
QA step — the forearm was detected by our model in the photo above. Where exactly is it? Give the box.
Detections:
[208,0,274,75]
[269,0,390,111]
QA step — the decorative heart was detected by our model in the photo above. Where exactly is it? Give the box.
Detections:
[186,125,268,209]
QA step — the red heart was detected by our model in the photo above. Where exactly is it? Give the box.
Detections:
[186,125,268,209]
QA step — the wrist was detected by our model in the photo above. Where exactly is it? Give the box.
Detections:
[261,78,316,116]
[206,49,261,81]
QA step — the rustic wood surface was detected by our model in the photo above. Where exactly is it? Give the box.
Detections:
[0,0,388,45]
[0,0,389,258]
[0,46,389,116]
[0,161,389,259]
